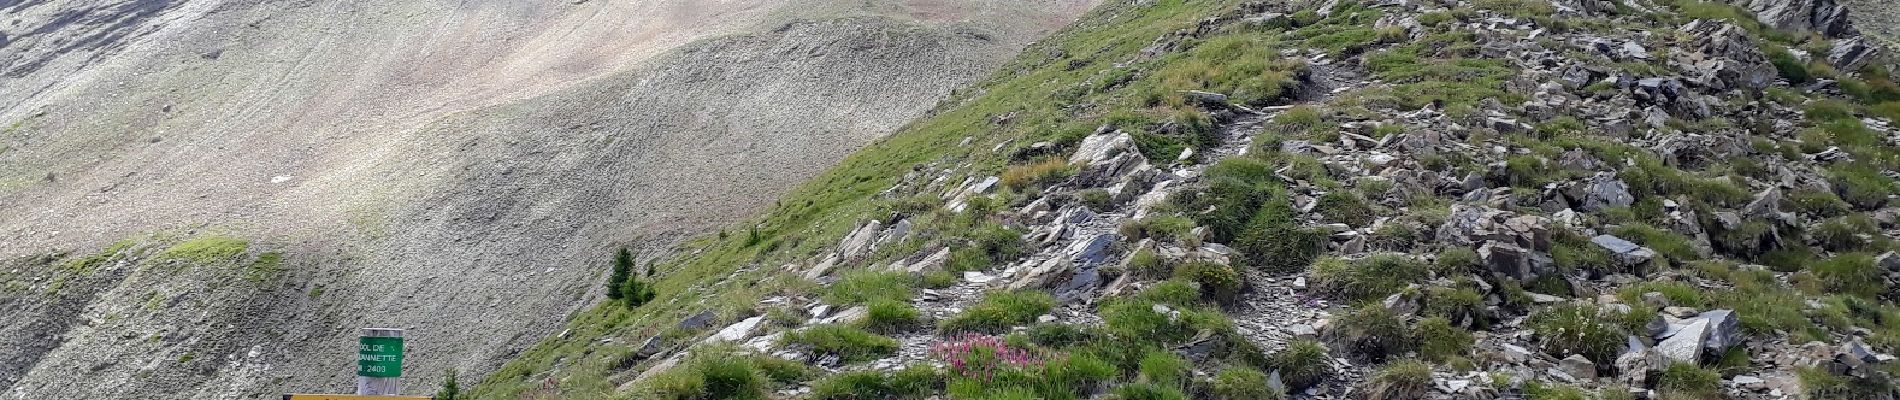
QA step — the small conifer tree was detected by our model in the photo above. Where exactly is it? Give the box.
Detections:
[606,248,634,300]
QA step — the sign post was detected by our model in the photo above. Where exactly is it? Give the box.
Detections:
[356,328,404,395]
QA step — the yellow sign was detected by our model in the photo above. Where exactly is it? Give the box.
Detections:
[282,395,432,400]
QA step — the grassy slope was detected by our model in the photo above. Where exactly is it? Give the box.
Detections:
[467,1,1243,397]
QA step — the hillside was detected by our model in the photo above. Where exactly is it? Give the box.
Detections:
[473,0,1900,399]
[0,0,1096,398]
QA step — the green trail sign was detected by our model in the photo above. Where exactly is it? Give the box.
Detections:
[357,335,403,378]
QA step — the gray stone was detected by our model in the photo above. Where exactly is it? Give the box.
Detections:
[1827,37,1880,72]
[680,310,718,330]
[1699,309,1742,354]
[1477,241,1555,281]
[1182,90,1229,105]
[1657,318,1710,362]
[1591,234,1657,267]
[707,316,765,343]
[1558,354,1598,381]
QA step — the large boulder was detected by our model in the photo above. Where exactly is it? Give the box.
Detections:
[1700,309,1743,354]
[1657,317,1711,363]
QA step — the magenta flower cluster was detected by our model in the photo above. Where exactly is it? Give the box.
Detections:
[929,334,1044,381]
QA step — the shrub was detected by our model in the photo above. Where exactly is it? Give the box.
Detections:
[641,348,786,400]
[1812,253,1885,298]
[1023,323,1100,349]
[1109,383,1188,400]
[1611,224,1701,263]
[1813,215,1877,252]
[1172,261,1244,304]
[1208,367,1283,400]
[1127,248,1170,278]
[1831,163,1899,210]
[861,299,922,333]
[1078,189,1114,211]
[1432,247,1480,277]
[1799,365,1899,399]
[1414,317,1474,362]
[946,224,1029,272]
[1310,254,1427,302]
[826,271,915,305]
[1330,305,1413,362]
[437,369,459,400]
[1617,281,1705,308]
[1271,339,1332,390]
[809,368,937,400]
[1767,46,1810,84]
[782,324,900,363]
[1234,198,1326,272]
[1521,381,1590,400]
[1364,359,1433,400]
[1138,349,1189,387]
[1275,105,1325,133]
[1656,363,1721,399]
[1038,352,1116,398]
[1550,233,1616,274]
[1001,158,1076,191]
[1424,285,1487,328]
[1528,305,1625,364]
[1315,191,1374,227]
[1502,155,1554,188]
[940,291,1056,333]
[1120,215,1198,244]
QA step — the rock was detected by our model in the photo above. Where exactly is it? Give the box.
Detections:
[1827,37,1880,72]
[1663,306,1701,318]
[706,316,765,343]
[1528,292,1565,303]
[1877,251,1900,272]
[1072,233,1121,266]
[1182,90,1229,106]
[1725,0,1856,38]
[1843,338,1878,363]
[821,306,868,325]
[1477,241,1556,281]
[1437,205,1551,251]
[1571,173,1634,211]
[1657,318,1710,362]
[838,220,884,260]
[1618,41,1650,60]
[679,310,717,331]
[634,336,666,360]
[1590,234,1657,268]
[1071,131,1134,164]
[1646,314,1671,338]
[1558,354,1598,381]
[1288,324,1318,338]
[964,271,995,284]
[1699,309,1742,354]
[1642,291,1670,307]
[1675,20,1776,90]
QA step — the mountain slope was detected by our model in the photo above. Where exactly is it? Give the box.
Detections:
[0,0,1097,398]
[475,0,1900,398]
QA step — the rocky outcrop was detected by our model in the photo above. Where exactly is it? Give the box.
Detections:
[1727,0,1858,37]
